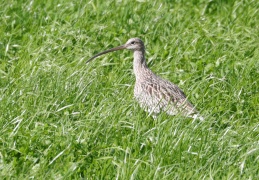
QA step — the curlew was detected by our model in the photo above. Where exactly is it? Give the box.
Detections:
[87,38,203,120]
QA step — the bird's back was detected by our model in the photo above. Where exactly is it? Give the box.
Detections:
[134,72,197,117]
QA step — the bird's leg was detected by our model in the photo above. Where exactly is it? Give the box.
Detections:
[191,114,204,123]
[152,114,157,119]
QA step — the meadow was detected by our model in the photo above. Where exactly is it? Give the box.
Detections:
[0,0,258,179]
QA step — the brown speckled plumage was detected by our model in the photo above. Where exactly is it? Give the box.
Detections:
[87,38,203,120]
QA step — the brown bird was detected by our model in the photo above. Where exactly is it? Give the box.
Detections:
[87,38,203,120]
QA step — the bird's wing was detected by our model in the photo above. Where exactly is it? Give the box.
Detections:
[163,79,197,114]
[142,76,196,114]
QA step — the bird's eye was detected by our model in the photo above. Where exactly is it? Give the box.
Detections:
[131,41,135,45]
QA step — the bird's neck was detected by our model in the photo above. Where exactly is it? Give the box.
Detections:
[133,50,150,80]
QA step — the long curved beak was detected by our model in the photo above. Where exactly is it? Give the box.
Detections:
[86,45,126,63]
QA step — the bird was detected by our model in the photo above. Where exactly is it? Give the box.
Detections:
[86,38,203,120]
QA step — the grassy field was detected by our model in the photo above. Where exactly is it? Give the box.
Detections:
[1,0,259,179]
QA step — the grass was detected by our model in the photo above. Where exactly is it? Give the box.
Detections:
[0,0,259,179]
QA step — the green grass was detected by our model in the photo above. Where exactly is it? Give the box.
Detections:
[1,0,259,179]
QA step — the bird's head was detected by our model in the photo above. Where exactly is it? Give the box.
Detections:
[86,37,145,63]
[124,38,145,51]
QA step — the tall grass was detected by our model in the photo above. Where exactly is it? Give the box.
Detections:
[0,0,258,179]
